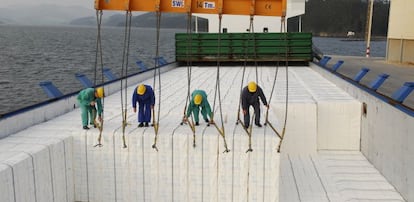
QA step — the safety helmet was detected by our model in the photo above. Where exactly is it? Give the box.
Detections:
[248,81,257,93]
[96,87,104,98]
[194,94,202,105]
[137,84,146,95]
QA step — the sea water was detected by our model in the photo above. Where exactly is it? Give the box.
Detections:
[0,25,177,114]
[0,25,386,115]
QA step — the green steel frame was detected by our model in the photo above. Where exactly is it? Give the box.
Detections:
[175,32,312,62]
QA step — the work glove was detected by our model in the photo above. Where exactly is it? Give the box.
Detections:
[182,116,188,123]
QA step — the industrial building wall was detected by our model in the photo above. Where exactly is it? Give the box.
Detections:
[194,0,305,33]
[387,0,414,64]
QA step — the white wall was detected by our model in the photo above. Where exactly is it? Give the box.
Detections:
[194,0,305,33]
[312,63,414,202]
[388,0,414,39]
[387,0,414,64]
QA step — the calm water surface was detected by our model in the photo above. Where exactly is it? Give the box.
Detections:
[0,25,386,115]
[0,25,177,115]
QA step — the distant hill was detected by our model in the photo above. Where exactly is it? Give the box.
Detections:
[0,4,93,25]
[70,12,208,31]
[131,12,208,30]
[103,14,126,26]
[0,8,17,25]
[292,0,390,37]
[69,16,95,26]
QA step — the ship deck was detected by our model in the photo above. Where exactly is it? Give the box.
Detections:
[0,64,406,201]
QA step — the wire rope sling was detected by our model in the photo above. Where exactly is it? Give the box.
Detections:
[235,14,261,153]
[260,15,289,153]
[93,0,289,151]
[119,11,133,149]
[235,17,289,153]
[151,9,163,152]
[179,10,198,148]
[94,10,106,147]
[211,12,230,153]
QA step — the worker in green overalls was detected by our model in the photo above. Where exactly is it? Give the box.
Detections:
[77,87,104,130]
[183,89,214,126]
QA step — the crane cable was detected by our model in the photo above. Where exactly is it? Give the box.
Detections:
[179,12,197,148]
[249,15,259,153]
[263,21,284,139]
[120,11,132,149]
[94,10,105,147]
[245,15,257,202]
[151,11,162,151]
[276,16,289,153]
[235,15,257,153]
[211,13,230,153]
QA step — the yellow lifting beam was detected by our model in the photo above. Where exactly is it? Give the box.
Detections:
[95,0,286,17]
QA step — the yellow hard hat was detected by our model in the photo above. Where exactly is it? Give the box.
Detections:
[194,94,202,105]
[96,87,104,98]
[248,81,257,93]
[137,84,146,95]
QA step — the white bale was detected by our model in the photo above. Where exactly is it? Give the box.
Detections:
[0,164,14,202]
[0,151,36,202]
[317,100,361,150]
[290,67,361,151]
[2,135,71,202]
[12,130,74,202]
[274,102,317,154]
[0,142,53,202]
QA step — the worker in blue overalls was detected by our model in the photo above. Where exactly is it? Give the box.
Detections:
[241,81,268,128]
[132,84,155,127]
[77,87,104,130]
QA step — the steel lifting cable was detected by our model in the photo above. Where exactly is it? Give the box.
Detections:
[94,10,105,147]
[120,11,132,149]
[245,17,258,198]
[277,16,289,153]
[263,15,286,138]
[211,13,230,153]
[251,16,259,84]
[179,12,197,148]
[93,10,103,87]
[248,15,259,153]
[235,15,251,127]
[151,11,162,151]
[235,16,257,153]
[263,65,282,139]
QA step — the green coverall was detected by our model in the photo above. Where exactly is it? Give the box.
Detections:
[77,88,103,127]
[186,90,212,123]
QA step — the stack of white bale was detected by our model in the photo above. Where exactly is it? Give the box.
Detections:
[0,66,361,202]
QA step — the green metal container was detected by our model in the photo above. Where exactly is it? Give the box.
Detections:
[175,32,313,62]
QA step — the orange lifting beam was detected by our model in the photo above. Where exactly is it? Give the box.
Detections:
[95,0,286,16]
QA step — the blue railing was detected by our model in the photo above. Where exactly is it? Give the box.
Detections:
[1,59,173,120]
[315,56,414,116]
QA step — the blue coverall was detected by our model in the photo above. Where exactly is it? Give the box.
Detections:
[132,85,155,123]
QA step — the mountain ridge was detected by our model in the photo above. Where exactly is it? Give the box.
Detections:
[0,4,93,25]
[0,4,208,31]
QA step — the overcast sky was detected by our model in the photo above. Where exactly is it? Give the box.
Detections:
[1,0,92,8]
